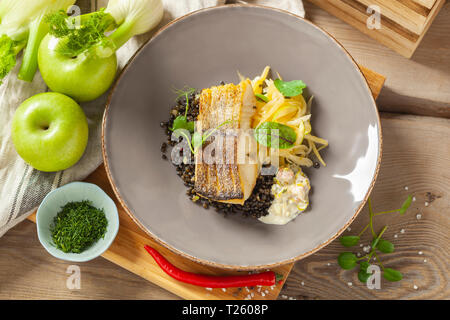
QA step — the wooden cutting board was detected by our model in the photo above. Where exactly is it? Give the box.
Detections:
[306,0,445,58]
[28,66,384,300]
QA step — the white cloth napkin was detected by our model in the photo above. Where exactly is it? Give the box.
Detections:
[0,0,304,237]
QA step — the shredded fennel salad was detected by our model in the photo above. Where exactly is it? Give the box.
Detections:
[246,66,328,168]
[244,66,328,224]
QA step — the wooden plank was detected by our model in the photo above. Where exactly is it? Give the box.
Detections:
[306,0,446,58]
[396,0,432,17]
[359,65,385,99]
[304,1,450,118]
[280,113,450,300]
[358,0,427,34]
[309,0,419,57]
[412,0,437,9]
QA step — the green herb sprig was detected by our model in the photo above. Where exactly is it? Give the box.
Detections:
[171,86,196,133]
[337,195,412,283]
[176,119,234,155]
[50,200,108,253]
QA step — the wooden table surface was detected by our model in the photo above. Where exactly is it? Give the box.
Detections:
[0,2,449,300]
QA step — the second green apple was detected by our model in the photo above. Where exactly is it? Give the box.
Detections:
[12,92,89,172]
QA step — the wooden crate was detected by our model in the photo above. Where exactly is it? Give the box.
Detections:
[306,0,446,58]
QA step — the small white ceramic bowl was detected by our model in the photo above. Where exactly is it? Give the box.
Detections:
[36,182,119,262]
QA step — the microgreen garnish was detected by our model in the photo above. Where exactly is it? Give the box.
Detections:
[173,86,196,104]
[171,116,189,132]
[50,200,108,253]
[46,9,117,58]
[274,79,306,97]
[254,121,297,149]
[171,86,196,133]
[337,195,412,283]
[255,93,269,102]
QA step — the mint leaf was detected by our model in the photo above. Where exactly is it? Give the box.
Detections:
[254,122,297,149]
[274,79,306,97]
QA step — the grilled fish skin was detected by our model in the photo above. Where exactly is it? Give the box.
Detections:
[194,80,258,205]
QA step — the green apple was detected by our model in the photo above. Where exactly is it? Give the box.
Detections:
[38,35,117,103]
[12,92,89,172]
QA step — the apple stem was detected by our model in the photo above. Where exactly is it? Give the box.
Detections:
[18,16,49,82]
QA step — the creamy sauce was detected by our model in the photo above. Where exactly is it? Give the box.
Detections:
[259,166,310,225]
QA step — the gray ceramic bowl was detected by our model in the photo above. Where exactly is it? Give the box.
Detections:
[36,182,119,262]
[102,5,381,269]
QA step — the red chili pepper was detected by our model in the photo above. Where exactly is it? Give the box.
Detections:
[144,245,283,288]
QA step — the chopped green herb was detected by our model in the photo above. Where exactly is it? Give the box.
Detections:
[50,200,108,253]
[274,79,306,97]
